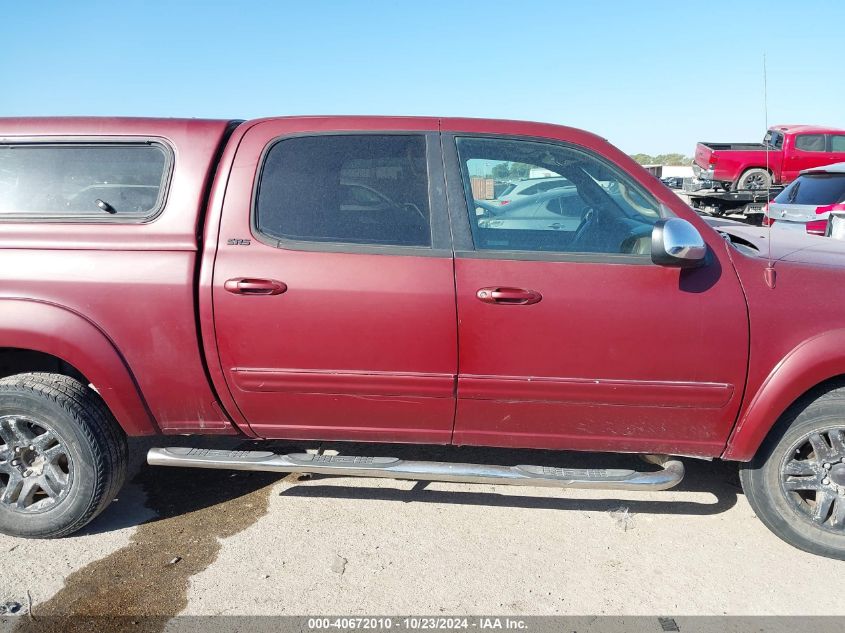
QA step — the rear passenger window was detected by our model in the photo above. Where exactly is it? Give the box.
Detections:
[0,143,170,221]
[256,135,431,247]
[795,134,825,152]
[830,135,845,152]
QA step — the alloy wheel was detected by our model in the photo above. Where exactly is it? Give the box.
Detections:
[0,415,74,514]
[780,427,845,533]
[744,173,768,190]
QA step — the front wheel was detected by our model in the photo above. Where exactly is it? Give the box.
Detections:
[0,373,128,538]
[741,384,845,560]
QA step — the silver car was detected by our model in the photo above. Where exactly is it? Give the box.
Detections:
[476,184,585,231]
[764,162,845,236]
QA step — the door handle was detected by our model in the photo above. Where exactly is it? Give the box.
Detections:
[224,278,287,296]
[476,287,542,305]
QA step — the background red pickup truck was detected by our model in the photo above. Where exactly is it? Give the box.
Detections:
[2,116,845,560]
[694,124,845,191]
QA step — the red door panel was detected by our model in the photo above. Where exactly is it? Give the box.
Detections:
[782,134,833,182]
[214,246,457,442]
[212,118,457,443]
[452,257,748,457]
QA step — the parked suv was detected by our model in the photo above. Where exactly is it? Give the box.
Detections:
[763,163,845,234]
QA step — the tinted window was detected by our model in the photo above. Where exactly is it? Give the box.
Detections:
[457,137,664,256]
[775,174,845,205]
[795,134,825,152]
[0,143,169,220]
[830,135,845,152]
[256,135,431,247]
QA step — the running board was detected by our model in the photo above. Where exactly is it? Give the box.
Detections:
[147,448,684,492]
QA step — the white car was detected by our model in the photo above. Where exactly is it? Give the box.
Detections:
[764,162,845,235]
[476,178,659,235]
[493,176,573,207]
[476,184,586,232]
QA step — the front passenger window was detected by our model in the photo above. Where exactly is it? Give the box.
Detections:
[456,137,665,256]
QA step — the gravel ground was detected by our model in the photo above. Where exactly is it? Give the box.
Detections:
[1,436,844,626]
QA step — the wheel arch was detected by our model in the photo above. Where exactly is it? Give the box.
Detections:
[735,165,775,186]
[724,329,845,460]
[0,298,158,436]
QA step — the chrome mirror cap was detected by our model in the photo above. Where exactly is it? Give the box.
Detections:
[651,218,707,268]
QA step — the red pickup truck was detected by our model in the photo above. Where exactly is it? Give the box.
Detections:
[2,116,845,560]
[694,125,845,191]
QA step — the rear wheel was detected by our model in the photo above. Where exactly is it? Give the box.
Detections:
[0,373,127,538]
[741,384,845,560]
[736,168,772,191]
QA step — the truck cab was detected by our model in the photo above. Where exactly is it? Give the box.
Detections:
[694,125,845,191]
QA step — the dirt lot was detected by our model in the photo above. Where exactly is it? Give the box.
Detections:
[2,436,845,627]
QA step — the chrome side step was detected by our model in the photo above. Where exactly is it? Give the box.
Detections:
[147,448,684,492]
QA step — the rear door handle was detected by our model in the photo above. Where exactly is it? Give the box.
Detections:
[476,287,542,305]
[224,278,287,296]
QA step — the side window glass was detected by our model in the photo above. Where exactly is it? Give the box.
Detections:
[456,137,665,256]
[256,135,431,247]
[795,134,825,152]
[0,143,170,221]
[830,135,845,153]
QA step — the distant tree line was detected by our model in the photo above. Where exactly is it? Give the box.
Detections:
[491,162,531,180]
[629,153,693,166]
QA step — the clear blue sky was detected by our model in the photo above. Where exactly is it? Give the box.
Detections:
[3,0,843,155]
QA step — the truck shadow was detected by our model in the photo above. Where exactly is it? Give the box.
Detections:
[78,436,285,536]
[86,438,740,536]
[278,442,741,517]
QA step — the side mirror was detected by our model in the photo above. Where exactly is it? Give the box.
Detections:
[651,218,707,268]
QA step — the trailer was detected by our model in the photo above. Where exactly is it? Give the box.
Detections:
[684,183,784,225]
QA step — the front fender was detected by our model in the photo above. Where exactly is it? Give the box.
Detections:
[723,329,845,460]
[0,298,158,436]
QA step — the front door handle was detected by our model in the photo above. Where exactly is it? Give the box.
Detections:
[476,287,542,305]
[224,278,287,296]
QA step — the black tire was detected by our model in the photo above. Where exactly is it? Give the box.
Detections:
[0,372,128,538]
[740,383,845,560]
[736,168,772,191]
